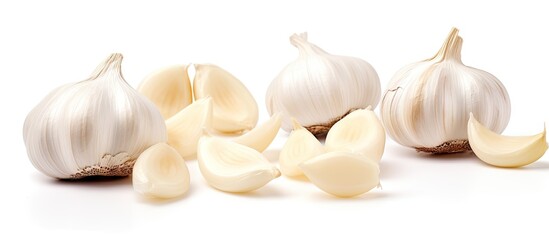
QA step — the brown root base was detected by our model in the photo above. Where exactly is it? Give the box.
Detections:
[415,140,471,154]
[69,158,136,179]
[305,108,359,137]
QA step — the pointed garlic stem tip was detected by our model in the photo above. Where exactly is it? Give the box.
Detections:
[89,53,124,80]
[291,118,303,130]
[432,27,463,62]
[290,32,316,55]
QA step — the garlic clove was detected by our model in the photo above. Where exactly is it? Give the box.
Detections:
[23,53,167,179]
[279,119,324,177]
[325,106,386,162]
[266,32,381,136]
[165,97,213,159]
[468,113,548,168]
[233,112,282,152]
[132,143,190,199]
[380,27,511,154]
[138,65,193,119]
[192,64,259,133]
[299,151,380,198]
[197,136,280,193]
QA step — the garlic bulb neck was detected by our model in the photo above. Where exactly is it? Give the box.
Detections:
[290,33,327,56]
[431,27,463,63]
[89,53,124,81]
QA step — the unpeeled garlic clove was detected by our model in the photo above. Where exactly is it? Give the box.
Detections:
[233,112,282,152]
[166,98,213,159]
[468,113,548,168]
[138,65,193,119]
[197,136,280,193]
[193,64,259,133]
[325,106,386,162]
[299,152,380,198]
[132,143,190,199]
[279,119,324,177]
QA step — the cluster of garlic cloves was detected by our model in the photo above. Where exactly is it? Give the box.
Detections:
[280,107,385,197]
[380,27,511,154]
[23,53,167,179]
[266,33,381,136]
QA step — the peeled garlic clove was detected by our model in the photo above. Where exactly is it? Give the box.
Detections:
[138,65,193,119]
[166,98,213,159]
[23,53,167,179]
[279,119,324,177]
[132,143,190,199]
[380,27,511,153]
[193,64,259,133]
[299,152,380,198]
[468,113,548,168]
[197,136,280,192]
[233,112,282,152]
[266,32,381,136]
[325,106,385,162]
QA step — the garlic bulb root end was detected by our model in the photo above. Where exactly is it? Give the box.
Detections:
[305,108,359,137]
[414,140,471,154]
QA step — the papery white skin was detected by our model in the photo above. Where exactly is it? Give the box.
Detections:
[23,53,167,179]
[197,136,280,193]
[380,28,510,150]
[266,33,381,134]
[132,143,190,199]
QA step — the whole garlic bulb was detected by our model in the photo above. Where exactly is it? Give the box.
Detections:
[23,53,167,179]
[380,28,511,153]
[266,33,381,136]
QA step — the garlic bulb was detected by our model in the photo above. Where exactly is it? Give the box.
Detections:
[137,65,193,120]
[380,28,511,153]
[193,64,259,134]
[266,33,381,136]
[23,53,167,179]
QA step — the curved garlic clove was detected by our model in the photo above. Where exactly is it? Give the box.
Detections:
[380,27,511,153]
[325,106,386,162]
[132,143,190,199]
[23,53,167,179]
[299,152,380,198]
[197,136,280,192]
[468,113,548,168]
[193,64,259,133]
[138,65,193,119]
[279,119,324,177]
[166,98,213,159]
[233,112,282,152]
[266,32,381,136]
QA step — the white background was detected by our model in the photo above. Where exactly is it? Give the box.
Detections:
[1,0,549,239]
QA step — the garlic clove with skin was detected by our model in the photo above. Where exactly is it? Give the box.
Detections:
[325,106,386,162]
[299,151,380,198]
[193,64,259,134]
[468,113,548,168]
[166,97,213,159]
[138,65,193,119]
[266,32,381,136]
[23,53,167,179]
[197,135,280,193]
[233,112,282,152]
[132,143,190,199]
[380,27,511,153]
[279,119,324,177]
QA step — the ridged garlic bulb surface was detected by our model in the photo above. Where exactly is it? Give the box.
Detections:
[380,28,511,153]
[23,53,167,179]
[266,33,381,136]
